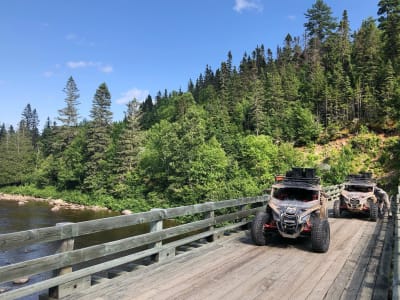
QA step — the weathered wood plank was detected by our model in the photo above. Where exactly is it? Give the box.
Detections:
[61,215,389,300]
[342,220,382,299]
[305,219,365,299]
[322,219,371,299]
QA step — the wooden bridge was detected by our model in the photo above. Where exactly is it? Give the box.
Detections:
[0,185,398,300]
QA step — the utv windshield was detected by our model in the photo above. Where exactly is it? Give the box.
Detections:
[272,187,318,202]
[344,185,373,193]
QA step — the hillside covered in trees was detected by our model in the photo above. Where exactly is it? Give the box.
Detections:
[1,0,400,211]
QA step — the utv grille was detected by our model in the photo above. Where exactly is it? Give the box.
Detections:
[350,198,360,208]
[278,213,299,234]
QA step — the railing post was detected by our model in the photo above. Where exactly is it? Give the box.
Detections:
[238,202,248,230]
[41,222,90,300]
[149,208,174,262]
[206,202,220,242]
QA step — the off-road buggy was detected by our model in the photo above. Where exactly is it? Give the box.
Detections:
[333,172,378,221]
[251,167,330,253]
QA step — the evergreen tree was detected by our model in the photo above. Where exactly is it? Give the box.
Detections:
[139,95,154,130]
[84,83,113,193]
[115,99,143,179]
[378,0,400,73]
[304,0,337,43]
[0,123,6,141]
[58,76,80,126]
[21,103,40,148]
[338,10,352,74]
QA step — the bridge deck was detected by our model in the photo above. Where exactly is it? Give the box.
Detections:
[63,214,392,300]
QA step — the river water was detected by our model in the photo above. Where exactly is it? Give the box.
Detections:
[0,199,151,299]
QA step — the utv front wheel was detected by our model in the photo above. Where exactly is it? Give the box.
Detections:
[251,212,269,246]
[333,200,341,218]
[311,218,330,253]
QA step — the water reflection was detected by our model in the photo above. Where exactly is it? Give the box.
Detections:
[0,199,147,299]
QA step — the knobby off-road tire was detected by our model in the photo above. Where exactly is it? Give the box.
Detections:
[369,202,378,221]
[311,218,330,253]
[333,200,341,218]
[251,212,269,246]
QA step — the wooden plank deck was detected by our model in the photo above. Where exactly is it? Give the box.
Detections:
[62,211,392,300]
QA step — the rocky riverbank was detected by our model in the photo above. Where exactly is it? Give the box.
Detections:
[0,193,110,212]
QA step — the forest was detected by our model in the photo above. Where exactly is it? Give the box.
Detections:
[1,0,400,212]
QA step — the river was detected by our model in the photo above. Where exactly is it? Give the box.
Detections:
[0,198,152,299]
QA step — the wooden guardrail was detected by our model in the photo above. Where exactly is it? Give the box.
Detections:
[0,196,267,300]
[324,184,343,202]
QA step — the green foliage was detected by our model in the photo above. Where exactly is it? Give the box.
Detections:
[321,146,354,185]
[350,130,381,155]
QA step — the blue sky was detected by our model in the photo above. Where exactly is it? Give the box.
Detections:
[0,0,379,128]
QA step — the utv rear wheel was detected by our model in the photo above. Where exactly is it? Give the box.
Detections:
[251,212,269,246]
[369,202,378,221]
[333,200,341,218]
[311,218,330,253]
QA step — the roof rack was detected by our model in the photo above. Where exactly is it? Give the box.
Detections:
[346,172,374,182]
[277,167,320,185]
[345,172,375,185]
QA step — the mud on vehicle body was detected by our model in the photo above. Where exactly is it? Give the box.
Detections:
[333,172,378,221]
[251,167,330,253]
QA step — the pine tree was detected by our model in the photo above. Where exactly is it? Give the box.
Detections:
[378,0,400,74]
[58,76,80,126]
[21,103,40,148]
[84,83,113,192]
[0,123,6,141]
[338,10,352,75]
[304,0,338,64]
[115,99,143,178]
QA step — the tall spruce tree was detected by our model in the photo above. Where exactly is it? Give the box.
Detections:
[21,104,39,148]
[115,99,143,178]
[58,76,80,127]
[304,0,338,64]
[84,83,113,192]
[54,77,81,151]
[378,0,400,74]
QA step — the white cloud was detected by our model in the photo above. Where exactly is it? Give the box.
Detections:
[66,61,113,73]
[233,0,263,13]
[116,88,149,105]
[288,15,296,21]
